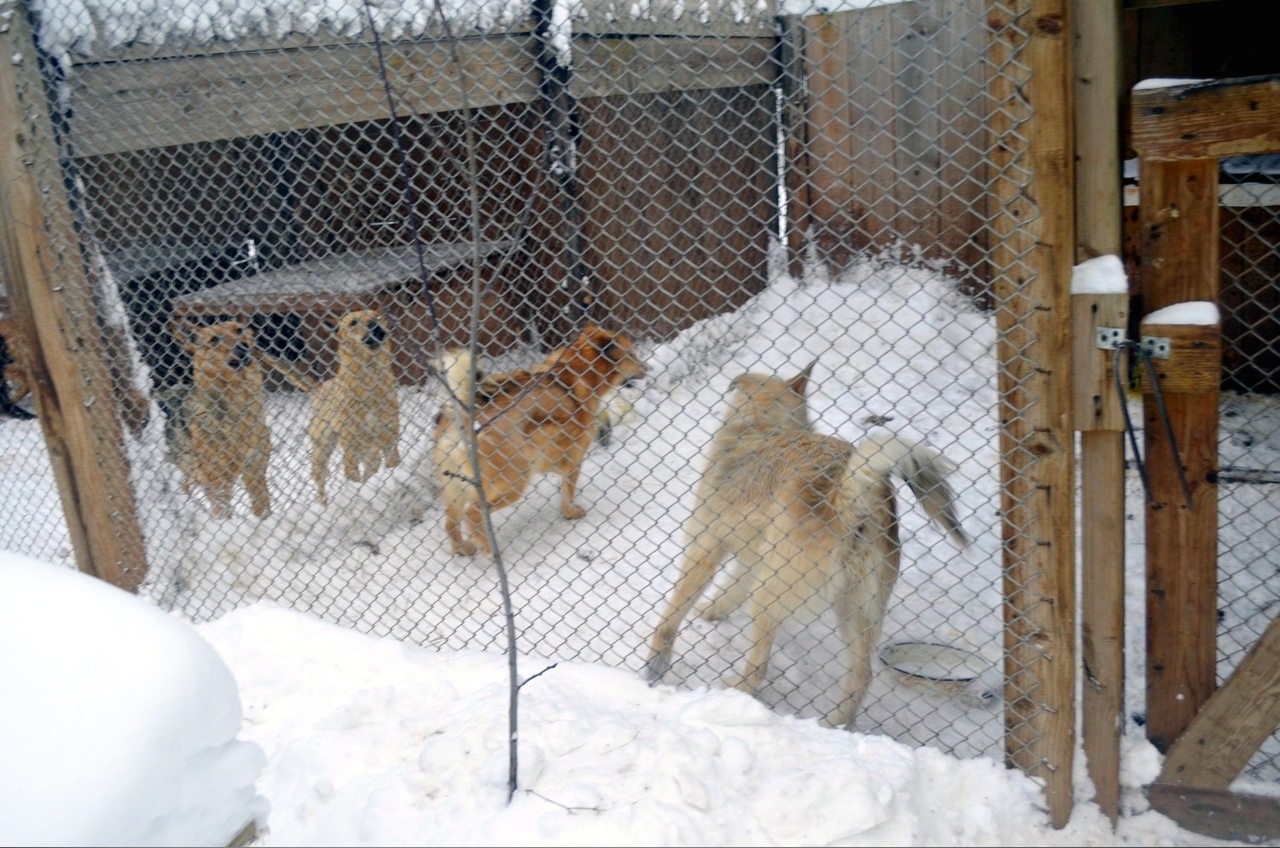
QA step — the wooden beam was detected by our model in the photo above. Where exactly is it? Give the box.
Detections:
[1131,75,1280,162]
[0,7,148,590]
[1147,785,1280,844]
[1136,158,1219,752]
[1158,617,1280,790]
[988,0,1076,828]
[68,35,773,158]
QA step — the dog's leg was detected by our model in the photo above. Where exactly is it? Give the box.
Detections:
[826,587,879,731]
[642,529,726,683]
[558,464,587,520]
[727,587,785,697]
[444,499,478,556]
[696,551,758,622]
[244,442,272,519]
[311,428,338,505]
[464,500,492,556]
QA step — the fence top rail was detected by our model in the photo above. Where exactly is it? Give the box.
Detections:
[1132,73,1280,162]
[32,0,777,64]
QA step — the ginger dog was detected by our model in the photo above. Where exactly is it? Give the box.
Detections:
[170,321,272,519]
[642,363,968,730]
[433,325,646,556]
[306,308,401,504]
[0,316,35,420]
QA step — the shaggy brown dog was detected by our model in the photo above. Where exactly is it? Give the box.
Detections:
[642,363,968,730]
[170,321,272,519]
[433,325,646,556]
[0,316,35,420]
[306,308,401,504]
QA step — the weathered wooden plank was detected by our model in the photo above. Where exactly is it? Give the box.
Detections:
[1071,294,1128,431]
[571,36,774,100]
[68,37,537,157]
[1139,321,1221,394]
[933,0,990,285]
[891,3,940,243]
[1131,75,1280,161]
[68,34,772,158]
[1080,431,1127,819]
[0,11,148,590]
[988,0,1077,829]
[1072,2,1124,821]
[1137,158,1219,752]
[1158,617,1280,791]
[1147,784,1280,845]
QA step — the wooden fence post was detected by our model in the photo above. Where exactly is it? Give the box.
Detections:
[988,0,1076,828]
[1071,0,1124,823]
[0,3,148,590]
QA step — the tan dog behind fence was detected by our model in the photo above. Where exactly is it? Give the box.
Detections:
[642,362,969,730]
[308,308,400,504]
[432,324,646,557]
[169,320,272,519]
[262,308,401,505]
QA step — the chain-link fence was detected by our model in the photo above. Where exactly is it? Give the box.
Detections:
[1,0,1074,785]
[1214,160,1280,786]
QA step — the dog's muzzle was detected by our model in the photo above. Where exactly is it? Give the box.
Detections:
[229,343,253,370]
[363,322,388,349]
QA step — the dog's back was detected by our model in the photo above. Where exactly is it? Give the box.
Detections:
[432,326,645,556]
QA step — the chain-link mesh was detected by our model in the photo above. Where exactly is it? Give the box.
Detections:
[0,0,1056,768]
[1216,166,1280,787]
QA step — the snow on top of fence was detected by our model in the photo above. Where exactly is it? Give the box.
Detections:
[1132,77,1210,91]
[1070,255,1128,296]
[29,0,531,57]
[29,0,777,59]
[1141,301,1220,327]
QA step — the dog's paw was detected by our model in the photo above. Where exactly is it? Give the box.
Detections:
[562,503,587,521]
[720,672,756,695]
[640,653,670,685]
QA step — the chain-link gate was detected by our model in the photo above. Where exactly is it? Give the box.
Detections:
[0,0,1076,798]
[1216,159,1280,786]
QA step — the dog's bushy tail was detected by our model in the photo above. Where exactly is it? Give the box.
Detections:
[438,348,475,403]
[851,433,969,548]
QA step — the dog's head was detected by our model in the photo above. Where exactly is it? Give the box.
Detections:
[183,321,258,385]
[332,309,390,353]
[725,361,814,433]
[573,324,646,390]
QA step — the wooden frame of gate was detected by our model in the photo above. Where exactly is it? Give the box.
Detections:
[1131,73,1280,844]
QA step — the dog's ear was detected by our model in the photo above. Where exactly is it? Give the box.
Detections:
[791,360,816,394]
[172,320,197,354]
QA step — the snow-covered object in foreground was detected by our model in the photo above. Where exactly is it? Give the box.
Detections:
[0,551,267,847]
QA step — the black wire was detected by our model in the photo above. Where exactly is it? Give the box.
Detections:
[1113,340,1194,510]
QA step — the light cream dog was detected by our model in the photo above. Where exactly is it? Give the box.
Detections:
[642,362,969,729]
[306,309,401,504]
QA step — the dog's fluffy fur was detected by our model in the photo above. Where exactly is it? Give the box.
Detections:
[305,309,401,504]
[642,363,968,730]
[0,316,36,420]
[432,325,646,556]
[171,321,272,519]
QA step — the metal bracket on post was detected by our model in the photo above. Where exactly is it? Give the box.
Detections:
[1095,327,1127,350]
[1140,335,1172,359]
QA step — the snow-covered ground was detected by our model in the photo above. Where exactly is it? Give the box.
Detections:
[3,250,1278,846]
